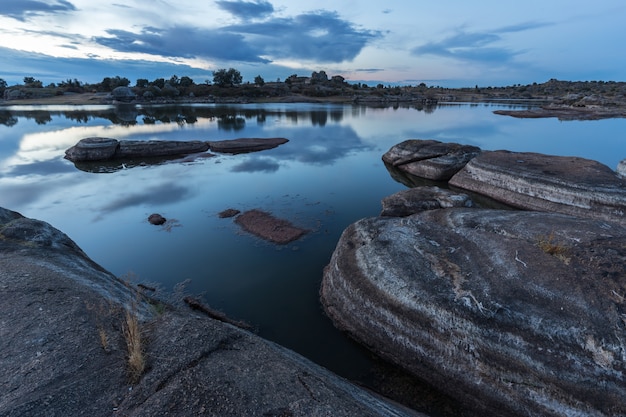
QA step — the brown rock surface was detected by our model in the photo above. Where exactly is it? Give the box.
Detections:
[234,209,308,244]
[449,150,626,226]
[321,208,626,417]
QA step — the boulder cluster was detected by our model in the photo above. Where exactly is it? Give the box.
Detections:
[321,139,626,416]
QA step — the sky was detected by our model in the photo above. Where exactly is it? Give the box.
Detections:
[1,0,625,88]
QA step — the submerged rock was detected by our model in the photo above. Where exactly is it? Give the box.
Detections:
[234,209,308,244]
[0,207,421,417]
[449,150,626,226]
[321,208,626,417]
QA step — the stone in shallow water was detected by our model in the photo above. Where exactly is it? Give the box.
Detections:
[321,208,626,417]
[234,209,307,244]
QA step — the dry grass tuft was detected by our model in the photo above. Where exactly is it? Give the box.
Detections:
[124,308,145,383]
[537,232,570,264]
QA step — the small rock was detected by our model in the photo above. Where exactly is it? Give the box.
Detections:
[617,158,626,179]
[148,213,166,225]
[218,208,241,218]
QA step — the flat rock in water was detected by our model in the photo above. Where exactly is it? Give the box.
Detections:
[65,138,210,162]
[116,140,209,158]
[380,186,473,217]
[234,209,307,244]
[0,207,422,417]
[321,208,626,417]
[207,137,289,154]
[449,150,626,226]
[382,140,481,181]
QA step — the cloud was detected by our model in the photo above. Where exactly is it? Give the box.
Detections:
[228,10,381,62]
[1,0,76,21]
[412,21,550,64]
[93,10,380,65]
[216,0,274,20]
[231,156,280,173]
[94,26,271,63]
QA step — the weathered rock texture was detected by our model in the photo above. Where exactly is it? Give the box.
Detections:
[382,139,481,181]
[207,137,289,154]
[380,186,473,217]
[618,158,626,179]
[64,137,210,162]
[449,150,626,226]
[0,207,422,417]
[321,208,626,417]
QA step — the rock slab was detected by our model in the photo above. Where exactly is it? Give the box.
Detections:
[208,137,289,154]
[380,186,473,217]
[321,208,626,417]
[234,209,308,244]
[382,139,481,181]
[64,137,210,162]
[449,150,626,226]
[0,207,421,417]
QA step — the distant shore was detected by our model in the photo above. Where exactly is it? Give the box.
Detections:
[3,89,626,121]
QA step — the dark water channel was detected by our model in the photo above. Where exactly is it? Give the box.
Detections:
[1,102,624,415]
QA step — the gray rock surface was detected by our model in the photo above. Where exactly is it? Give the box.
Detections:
[64,138,210,162]
[618,158,626,179]
[111,86,136,102]
[0,207,423,417]
[380,186,473,217]
[382,140,481,181]
[449,150,626,226]
[321,208,626,417]
[208,137,289,154]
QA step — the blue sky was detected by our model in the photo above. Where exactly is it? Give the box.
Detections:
[1,0,625,87]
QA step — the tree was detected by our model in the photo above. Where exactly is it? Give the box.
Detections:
[179,76,194,87]
[23,76,43,88]
[0,78,7,92]
[254,75,265,86]
[136,78,149,88]
[212,68,242,87]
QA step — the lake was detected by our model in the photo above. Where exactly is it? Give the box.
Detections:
[1,102,625,388]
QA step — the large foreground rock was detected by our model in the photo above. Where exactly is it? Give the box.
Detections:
[0,207,422,417]
[382,139,481,181]
[449,150,626,226]
[321,208,626,417]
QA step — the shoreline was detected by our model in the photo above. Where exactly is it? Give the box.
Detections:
[3,92,626,121]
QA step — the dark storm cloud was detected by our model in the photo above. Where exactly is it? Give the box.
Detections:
[94,26,271,63]
[216,0,274,20]
[412,21,550,64]
[226,10,381,62]
[1,0,76,21]
[93,10,380,64]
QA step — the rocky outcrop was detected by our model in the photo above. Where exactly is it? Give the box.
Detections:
[321,208,626,417]
[111,86,136,102]
[380,186,473,217]
[449,150,626,226]
[208,137,289,154]
[64,137,210,162]
[382,139,481,181]
[0,207,422,417]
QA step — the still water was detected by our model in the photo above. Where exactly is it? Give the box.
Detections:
[1,102,625,382]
